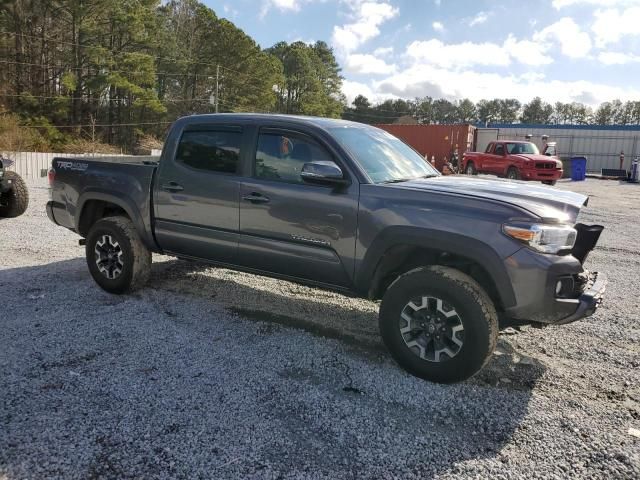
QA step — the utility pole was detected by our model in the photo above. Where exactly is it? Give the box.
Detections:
[215,64,220,113]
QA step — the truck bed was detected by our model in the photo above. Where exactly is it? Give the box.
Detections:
[48,155,159,247]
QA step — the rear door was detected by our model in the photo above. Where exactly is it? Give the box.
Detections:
[238,127,358,287]
[154,125,245,263]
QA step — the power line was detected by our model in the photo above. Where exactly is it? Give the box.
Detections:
[0,30,270,75]
[0,92,221,104]
[18,120,173,129]
[0,59,211,78]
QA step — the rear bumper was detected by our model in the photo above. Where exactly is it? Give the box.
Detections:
[46,200,58,225]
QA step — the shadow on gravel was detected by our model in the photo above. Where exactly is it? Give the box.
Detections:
[0,258,546,478]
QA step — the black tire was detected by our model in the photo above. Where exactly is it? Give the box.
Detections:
[542,180,557,186]
[0,171,29,218]
[506,167,520,180]
[465,162,477,175]
[379,266,498,383]
[85,216,151,294]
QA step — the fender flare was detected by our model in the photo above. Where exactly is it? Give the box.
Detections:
[356,226,516,308]
[76,191,157,250]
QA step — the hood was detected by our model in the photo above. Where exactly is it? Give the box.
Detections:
[512,154,559,164]
[393,176,588,223]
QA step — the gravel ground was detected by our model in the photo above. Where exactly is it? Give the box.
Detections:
[1,178,639,479]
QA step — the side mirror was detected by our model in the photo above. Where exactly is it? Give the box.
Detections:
[301,161,350,186]
[545,152,552,156]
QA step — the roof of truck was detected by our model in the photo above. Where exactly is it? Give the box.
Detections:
[176,113,361,129]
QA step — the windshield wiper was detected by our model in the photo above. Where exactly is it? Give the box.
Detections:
[380,173,439,184]
[381,178,413,184]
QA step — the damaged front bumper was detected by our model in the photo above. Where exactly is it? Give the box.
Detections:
[503,223,607,325]
[555,271,607,325]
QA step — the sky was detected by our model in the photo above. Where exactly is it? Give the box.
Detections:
[203,0,640,107]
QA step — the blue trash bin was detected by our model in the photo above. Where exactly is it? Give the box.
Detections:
[571,156,587,181]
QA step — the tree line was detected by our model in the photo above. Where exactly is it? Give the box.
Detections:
[2,0,640,153]
[344,95,640,126]
[0,0,343,151]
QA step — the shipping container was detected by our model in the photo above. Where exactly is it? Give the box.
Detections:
[375,124,476,171]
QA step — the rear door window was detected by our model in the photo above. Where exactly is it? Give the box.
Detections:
[176,129,242,174]
[494,144,505,155]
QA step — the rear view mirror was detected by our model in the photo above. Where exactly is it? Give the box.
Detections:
[301,161,350,186]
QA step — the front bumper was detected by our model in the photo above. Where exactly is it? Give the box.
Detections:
[502,221,606,325]
[521,168,563,181]
[555,271,607,325]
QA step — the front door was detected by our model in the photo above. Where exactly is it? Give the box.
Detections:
[154,125,245,263]
[238,128,358,287]
[487,142,507,175]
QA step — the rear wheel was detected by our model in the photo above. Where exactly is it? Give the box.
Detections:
[0,171,29,218]
[86,216,151,294]
[465,162,477,175]
[379,266,498,383]
[506,167,520,180]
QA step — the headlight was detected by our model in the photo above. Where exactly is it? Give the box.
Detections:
[503,224,577,254]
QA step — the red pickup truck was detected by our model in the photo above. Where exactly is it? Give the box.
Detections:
[462,141,563,185]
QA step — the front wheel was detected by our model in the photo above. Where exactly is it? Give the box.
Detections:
[542,180,557,186]
[85,216,151,294]
[379,266,498,383]
[465,162,477,175]
[506,167,520,180]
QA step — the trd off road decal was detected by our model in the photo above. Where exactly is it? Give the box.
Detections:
[57,161,89,172]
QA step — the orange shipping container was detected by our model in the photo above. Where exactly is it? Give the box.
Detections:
[375,124,476,172]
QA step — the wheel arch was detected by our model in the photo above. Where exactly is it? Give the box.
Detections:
[76,192,156,250]
[357,227,516,310]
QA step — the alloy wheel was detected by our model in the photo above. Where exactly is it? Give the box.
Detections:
[94,234,124,280]
[399,296,465,362]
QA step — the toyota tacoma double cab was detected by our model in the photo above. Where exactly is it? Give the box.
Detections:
[47,114,606,383]
[463,140,563,185]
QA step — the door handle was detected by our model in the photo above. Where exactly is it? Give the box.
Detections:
[242,193,270,204]
[161,182,184,192]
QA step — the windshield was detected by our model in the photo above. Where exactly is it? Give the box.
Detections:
[329,125,439,183]
[506,142,540,155]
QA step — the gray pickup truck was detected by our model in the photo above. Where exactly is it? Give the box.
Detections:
[47,114,606,383]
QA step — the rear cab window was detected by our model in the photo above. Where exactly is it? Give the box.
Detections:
[176,128,242,174]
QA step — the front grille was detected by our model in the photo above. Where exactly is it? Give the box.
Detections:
[536,162,557,169]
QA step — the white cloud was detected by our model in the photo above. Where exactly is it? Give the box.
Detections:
[331,1,399,53]
[373,46,393,57]
[432,21,445,32]
[553,0,640,8]
[468,11,489,27]
[406,36,552,70]
[503,35,554,65]
[534,17,592,58]
[369,63,640,106]
[260,0,303,18]
[598,51,640,64]
[344,53,396,74]
[591,7,640,47]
